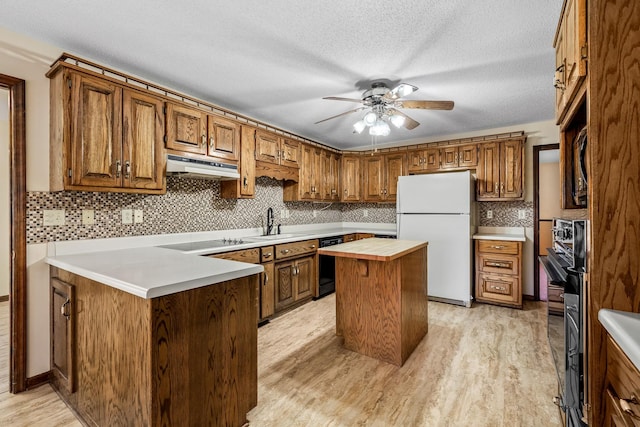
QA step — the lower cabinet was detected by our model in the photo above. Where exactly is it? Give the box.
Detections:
[51,278,76,393]
[475,239,523,308]
[260,246,275,320]
[604,335,640,426]
[274,255,315,312]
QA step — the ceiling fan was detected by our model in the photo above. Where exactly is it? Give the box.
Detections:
[315,82,454,136]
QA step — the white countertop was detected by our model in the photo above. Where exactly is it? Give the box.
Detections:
[47,247,264,299]
[473,227,526,242]
[45,223,397,299]
[599,309,640,371]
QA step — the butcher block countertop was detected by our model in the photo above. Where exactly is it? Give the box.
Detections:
[317,238,428,262]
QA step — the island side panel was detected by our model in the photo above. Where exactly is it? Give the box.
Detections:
[151,274,258,427]
[400,246,429,363]
[335,257,403,366]
[51,267,153,426]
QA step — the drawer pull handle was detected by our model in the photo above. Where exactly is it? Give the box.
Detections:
[309,245,316,249]
[263,271,268,285]
[281,249,290,254]
[487,262,510,268]
[263,252,272,258]
[61,299,71,320]
[489,245,506,249]
[621,396,640,419]
[490,285,507,291]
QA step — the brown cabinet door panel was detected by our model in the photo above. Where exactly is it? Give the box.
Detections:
[385,153,406,202]
[440,146,459,169]
[459,145,478,167]
[51,278,76,393]
[261,262,275,319]
[477,141,500,199]
[281,138,300,168]
[408,150,424,172]
[363,156,384,202]
[275,261,295,311]
[424,148,440,170]
[123,90,164,190]
[341,155,361,202]
[165,103,207,155]
[294,256,315,300]
[255,130,280,164]
[500,139,524,199]
[70,72,122,188]
[207,115,240,161]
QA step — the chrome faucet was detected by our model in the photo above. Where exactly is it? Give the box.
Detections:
[266,208,274,235]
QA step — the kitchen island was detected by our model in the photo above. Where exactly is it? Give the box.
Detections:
[317,238,429,366]
[46,247,263,427]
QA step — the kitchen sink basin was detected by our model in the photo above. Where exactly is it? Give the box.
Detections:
[244,233,307,241]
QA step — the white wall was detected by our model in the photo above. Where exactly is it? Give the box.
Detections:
[0,27,60,376]
[1,90,9,297]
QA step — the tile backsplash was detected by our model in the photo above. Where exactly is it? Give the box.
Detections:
[27,178,532,244]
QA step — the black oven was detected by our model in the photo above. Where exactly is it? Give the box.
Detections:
[541,219,588,427]
[316,236,343,299]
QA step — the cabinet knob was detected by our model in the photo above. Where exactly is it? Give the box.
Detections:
[263,252,272,258]
[201,135,206,147]
[124,161,131,179]
[281,249,290,254]
[309,245,316,249]
[620,396,640,420]
[210,136,215,149]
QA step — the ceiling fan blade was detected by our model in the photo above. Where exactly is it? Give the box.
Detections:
[383,83,418,101]
[387,108,420,130]
[397,100,454,110]
[314,107,365,124]
[322,96,364,103]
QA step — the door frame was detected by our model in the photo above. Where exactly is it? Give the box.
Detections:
[533,143,559,301]
[1,73,27,393]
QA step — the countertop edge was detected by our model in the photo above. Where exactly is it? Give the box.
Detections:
[599,309,640,371]
[317,239,427,262]
[472,233,526,242]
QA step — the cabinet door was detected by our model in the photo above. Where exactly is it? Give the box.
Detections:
[294,256,315,300]
[69,72,123,188]
[299,144,315,200]
[563,0,587,106]
[330,153,341,201]
[341,155,361,202]
[440,147,459,169]
[554,22,567,120]
[51,278,76,393]
[275,261,295,311]
[408,150,424,173]
[122,90,164,190]
[424,148,440,171]
[261,262,275,319]
[500,139,524,199]
[220,125,256,198]
[321,150,332,200]
[165,102,207,155]
[477,142,501,200]
[255,130,280,164]
[363,155,384,202]
[281,138,300,168]
[311,148,323,200]
[384,153,406,202]
[207,115,240,161]
[458,145,478,168]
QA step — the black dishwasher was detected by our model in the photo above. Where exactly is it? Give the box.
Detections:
[316,236,343,299]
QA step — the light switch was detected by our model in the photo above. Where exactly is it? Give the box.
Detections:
[43,209,65,226]
[134,209,143,223]
[82,209,95,225]
[518,209,527,220]
[122,209,133,224]
[363,209,368,218]
[313,210,317,218]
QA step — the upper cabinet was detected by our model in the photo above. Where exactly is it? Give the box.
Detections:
[255,131,300,169]
[322,151,341,201]
[49,68,165,194]
[408,148,440,173]
[476,139,524,201]
[440,145,478,170]
[363,153,407,203]
[341,155,361,202]
[220,125,257,199]
[553,0,587,124]
[165,103,240,162]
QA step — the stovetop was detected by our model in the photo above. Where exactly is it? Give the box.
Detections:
[158,238,249,252]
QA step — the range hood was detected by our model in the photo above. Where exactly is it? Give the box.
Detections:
[166,154,240,180]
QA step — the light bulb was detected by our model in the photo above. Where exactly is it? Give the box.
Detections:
[363,111,377,126]
[397,84,415,97]
[390,114,405,128]
[369,119,390,136]
[353,120,366,134]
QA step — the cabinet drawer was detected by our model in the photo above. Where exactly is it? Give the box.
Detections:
[476,273,520,305]
[275,239,318,260]
[477,253,519,275]
[260,246,274,263]
[211,248,260,263]
[477,240,520,255]
[343,234,356,242]
[607,336,640,423]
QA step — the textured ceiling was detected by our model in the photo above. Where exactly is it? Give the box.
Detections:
[0,1,562,150]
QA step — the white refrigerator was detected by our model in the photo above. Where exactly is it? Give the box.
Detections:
[396,170,476,307]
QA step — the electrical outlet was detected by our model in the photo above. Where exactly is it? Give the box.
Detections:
[122,209,133,224]
[363,209,368,218]
[280,209,285,219]
[313,209,317,218]
[43,209,65,226]
[486,210,493,219]
[518,209,527,220]
[134,209,143,223]
[285,209,290,219]
[82,209,95,225]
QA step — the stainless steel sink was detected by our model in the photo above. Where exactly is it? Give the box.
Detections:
[244,233,307,241]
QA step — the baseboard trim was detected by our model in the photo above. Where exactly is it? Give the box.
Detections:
[0,295,8,302]
[26,371,51,390]
[523,294,536,301]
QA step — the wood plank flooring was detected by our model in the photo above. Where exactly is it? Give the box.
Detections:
[0,295,562,426]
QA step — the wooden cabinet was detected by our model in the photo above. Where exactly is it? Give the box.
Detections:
[554,0,587,124]
[166,103,240,162]
[408,148,440,173]
[273,239,318,313]
[605,336,640,426]
[343,234,356,242]
[322,151,341,201]
[363,153,407,202]
[221,125,256,198]
[211,248,260,263]
[340,155,361,202]
[475,239,522,308]
[296,144,322,200]
[255,131,300,168]
[49,68,165,193]
[476,139,524,201]
[51,278,75,393]
[260,247,275,320]
[440,145,478,170]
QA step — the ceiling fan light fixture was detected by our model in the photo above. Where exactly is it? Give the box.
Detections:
[369,119,390,136]
[396,83,416,98]
[353,120,366,134]
[390,114,405,128]
[363,111,378,126]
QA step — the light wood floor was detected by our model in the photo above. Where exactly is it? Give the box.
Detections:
[0,296,562,426]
